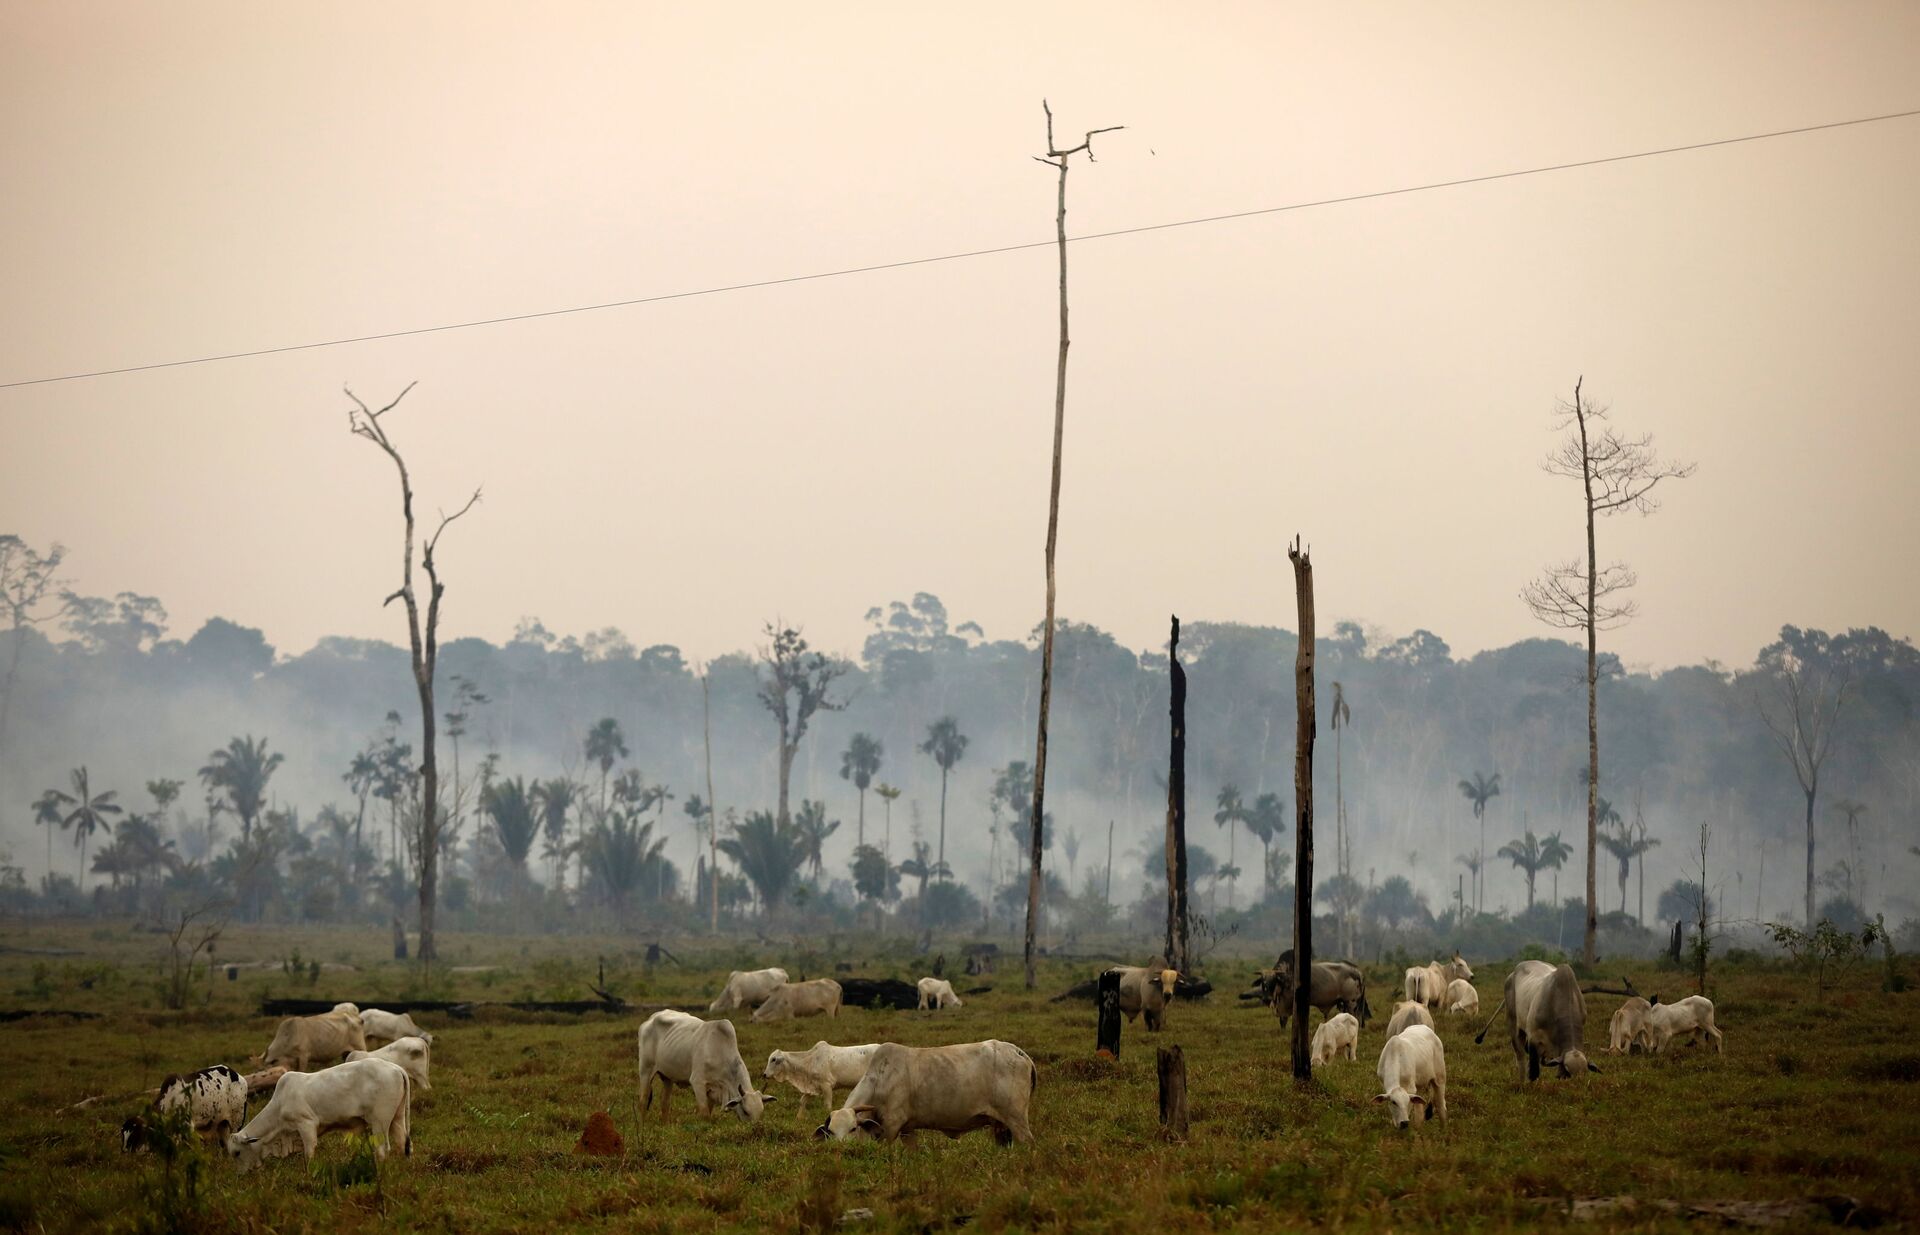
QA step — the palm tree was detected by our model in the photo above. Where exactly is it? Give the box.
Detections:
[718,810,804,922]
[343,745,381,857]
[874,783,902,865]
[1245,791,1287,898]
[791,799,841,882]
[1598,815,1659,920]
[1497,830,1571,912]
[199,736,284,841]
[920,718,968,879]
[483,776,540,871]
[532,778,577,892]
[1540,829,1574,947]
[51,766,122,891]
[585,718,628,814]
[1213,784,1248,910]
[580,814,666,921]
[896,840,950,925]
[840,733,884,849]
[32,788,64,885]
[1062,826,1081,891]
[1832,798,1868,906]
[1457,771,1501,914]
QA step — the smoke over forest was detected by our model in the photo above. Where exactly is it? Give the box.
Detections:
[3,569,1914,945]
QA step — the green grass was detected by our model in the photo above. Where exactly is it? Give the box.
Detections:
[0,921,1913,1232]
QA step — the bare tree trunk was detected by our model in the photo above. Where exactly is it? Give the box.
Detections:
[1105,818,1114,911]
[1289,541,1316,1081]
[776,718,794,827]
[705,673,720,933]
[938,768,949,878]
[1578,390,1601,969]
[1803,786,1817,926]
[1165,615,1190,973]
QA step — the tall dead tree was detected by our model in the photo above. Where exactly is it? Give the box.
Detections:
[758,624,845,827]
[0,535,67,759]
[1024,101,1122,990]
[1752,630,1854,926]
[703,668,720,933]
[349,384,481,973]
[1288,540,1316,1080]
[1165,615,1191,973]
[1522,377,1693,966]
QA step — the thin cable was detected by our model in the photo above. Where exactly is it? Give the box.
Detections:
[5,106,1916,391]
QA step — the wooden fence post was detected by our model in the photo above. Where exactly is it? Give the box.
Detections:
[1288,539,1316,1081]
[1157,1045,1189,1142]
[1096,967,1124,1058]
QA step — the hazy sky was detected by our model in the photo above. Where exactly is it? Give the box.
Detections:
[4,4,1916,671]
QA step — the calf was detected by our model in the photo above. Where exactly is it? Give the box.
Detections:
[1446,978,1479,1015]
[916,977,962,1010]
[752,978,844,1023]
[1310,1012,1360,1066]
[1607,997,1654,1054]
[764,1042,881,1110]
[225,1057,411,1170]
[817,1040,1036,1145]
[709,968,789,1012]
[637,1010,773,1121]
[344,1035,433,1091]
[1385,1000,1435,1041]
[360,1008,433,1045]
[1646,995,1723,1055]
[1375,1023,1447,1129]
[122,1064,247,1151]
[263,1009,367,1072]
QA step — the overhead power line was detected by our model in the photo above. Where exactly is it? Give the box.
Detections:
[4,106,1916,392]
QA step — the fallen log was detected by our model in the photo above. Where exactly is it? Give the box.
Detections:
[0,1009,101,1023]
[1051,975,1214,1003]
[838,978,919,1010]
[63,1065,285,1115]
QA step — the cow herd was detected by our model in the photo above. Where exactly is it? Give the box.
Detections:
[114,953,1725,1170]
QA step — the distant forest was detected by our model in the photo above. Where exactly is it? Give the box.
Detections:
[2,567,1916,954]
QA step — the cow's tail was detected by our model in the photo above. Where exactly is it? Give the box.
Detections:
[395,1070,413,1157]
[1472,998,1508,1045]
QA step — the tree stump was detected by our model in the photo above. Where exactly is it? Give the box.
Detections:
[1157,1045,1189,1142]
[392,916,409,961]
[1096,968,1124,1058]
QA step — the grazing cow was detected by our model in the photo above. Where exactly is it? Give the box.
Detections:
[122,1065,247,1151]
[225,1057,411,1171]
[816,1040,1036,1145]
[1266,951,1372,1026]
[709,968,790,1013]
[344,1036,433,1091]
[263,1009,367,1072]
[1385,1000,1435,1041]
[331,1002,360,1017]
[1607,997,1655,1054]
[1403,966,1432,1006]
[752,979,844,1023]
[916,977,962,1011]
[1374,1023,1447,1129]
[1112,965,1179,1031]
[637,1010,773,1121]
[1504,960,1597,1081]
[1646,995,1723,1055]
[1310,1012,1360,1066]
[1446,978,1479,1015]
[1420,961,1449,1010]
[764,1042,881,1110]
[360,1009,433,1045]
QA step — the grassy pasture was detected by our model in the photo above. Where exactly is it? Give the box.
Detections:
[0,922,1913,1232]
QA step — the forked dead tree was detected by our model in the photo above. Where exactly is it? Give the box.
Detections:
[1164,615,1191,973]
[348,383,481,973]
[1024,101,1123,990]
[1522,377,1693,966]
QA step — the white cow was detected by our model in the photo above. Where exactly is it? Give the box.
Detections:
[1374,1023,1447,1129]
[1646,995,1723,1055]
[1310,1012,1360,1066]
[1446,978,1479,1015]
[1403,966,1432,1005]
[817,1040,1036,1145]
[1607,997,1655,1054]
[122,1065,248,1151]
[637,1010,773,1121]
[1504,959,1596,1081]
[764,1042,881,1110]
[360,1009,433,1045]
[263,1009,367,1072]
[916,978,962,1010]
[751,979,843,1023]
[1420,961,1449,1010]
[344,1036,433,1091]
[225,1057,411,1170]
[1385,999,1435,1041]
[709,968,789,1012]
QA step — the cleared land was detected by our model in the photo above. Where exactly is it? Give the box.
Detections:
[0,922,1912,1232]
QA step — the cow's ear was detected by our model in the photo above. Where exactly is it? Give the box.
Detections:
[812,1124,830,1140]
[761,1092,778,1104]
[722,1097,741,1111]
[1407,1095,1427,1109]
[857,1116,884,1136]
[1587,1062,1601,1074]
[852,1104,878,1118]
[1371,1094,1388,1104]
